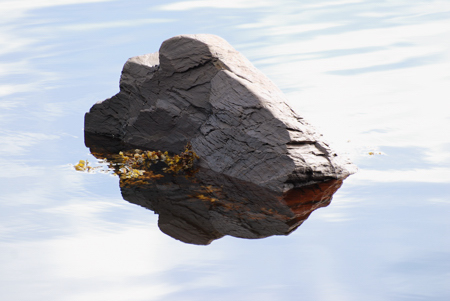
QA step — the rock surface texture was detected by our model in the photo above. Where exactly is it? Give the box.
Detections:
[85,34,356,191]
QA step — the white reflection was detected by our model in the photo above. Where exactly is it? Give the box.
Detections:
[0,194,224,301]
[242,23,343,35]
[0,31,36,57]
[157,0,366,11]
[0,0,114,24]
[61,19,174,31]
[236,22,340,32]
[64,283,178,301]
[156,0,274,11]
[0,226,207,300]
[304,0,365,9]
[351,168,450,183]
[0,84,35,97]
[0,160,44,179]
[242,21,450,58]
[0,131,59,154]
[0,100,20,109]
[0,157,228,299]
[314,212,353,222]
[236,12,450,168]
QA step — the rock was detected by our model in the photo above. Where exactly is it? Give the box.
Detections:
[85,34,356,192]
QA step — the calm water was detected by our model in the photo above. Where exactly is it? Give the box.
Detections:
[1,1,450,300]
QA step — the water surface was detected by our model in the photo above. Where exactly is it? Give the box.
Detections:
[1,1,450,300]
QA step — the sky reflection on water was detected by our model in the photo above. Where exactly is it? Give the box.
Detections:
[1,0,450,300]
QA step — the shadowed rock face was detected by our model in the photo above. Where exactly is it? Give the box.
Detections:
[85,34,356,192]
[86,134,345,245]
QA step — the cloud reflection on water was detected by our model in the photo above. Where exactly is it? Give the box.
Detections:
[0,131,60,154]
[59,19,174,31]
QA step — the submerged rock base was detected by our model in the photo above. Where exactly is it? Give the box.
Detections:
[86,135,344,245]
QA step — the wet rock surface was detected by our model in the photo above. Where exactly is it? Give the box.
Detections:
[85,34,356,191]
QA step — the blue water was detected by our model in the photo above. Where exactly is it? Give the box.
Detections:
[1,0,449,300]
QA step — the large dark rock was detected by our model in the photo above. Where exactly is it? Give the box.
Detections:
[85,34,356,191]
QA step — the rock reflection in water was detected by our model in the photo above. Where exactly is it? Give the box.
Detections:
[85,133,345,245]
